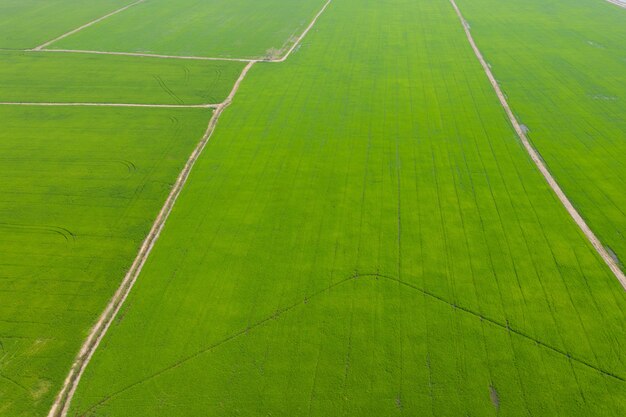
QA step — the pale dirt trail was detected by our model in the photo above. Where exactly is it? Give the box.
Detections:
[449,0,626,290]
[33,0,146,51]
[606,0,626,9]
[46,61,255,417]
[0,102,218,108]
[34,48,257,62]
[272,0,333,63]
[31,0,332,63]
[47,1,333,415]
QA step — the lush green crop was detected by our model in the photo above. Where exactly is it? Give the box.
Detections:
[454,0,626,274]
[67,0,626,416]
[0,0,130,49]
[0,106,210,416]
[0,51,244,104]
[51,0,327,58]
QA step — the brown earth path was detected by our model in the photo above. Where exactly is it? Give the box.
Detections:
[449,0,626,290]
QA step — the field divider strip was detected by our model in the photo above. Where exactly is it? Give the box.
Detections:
[272,0,333,62]
[48,2,334,414]
[30,48,257,63]
[33,0,146,51]
[46,61,255,417]
[606,0,626,9]
[0,102,219,109]
[449,0,626,290]
[28,0,332,63]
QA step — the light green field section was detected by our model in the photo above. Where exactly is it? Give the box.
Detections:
[0,51,244,105]
[0,107,210,416]
[0,0,130,49]
[69,0,626,416]
[51,0,327,58]
[454,0,626,272]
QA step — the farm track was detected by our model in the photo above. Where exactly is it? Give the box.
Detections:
[47,2,333,416]
[26,0,333,63]
[606,0,626,9]
[449,0,626,290]
[0,102,219,108]
[30,48,257,62]
[33,0,147,51]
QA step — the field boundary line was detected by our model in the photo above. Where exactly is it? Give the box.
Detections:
[33,0,146,51]
[272,0,333,62]
[46,61,255,417]
[606,0,626,8]
[449,0,626,290]
[0,102,219,109]
[30,0,331,63]
[48,2,334,415]
[31,48,257,62]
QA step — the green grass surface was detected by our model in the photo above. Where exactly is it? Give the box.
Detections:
[454,0,626,272]
[68,0,626,415]
[0,106,210,416]
[51,0,327,58]
[0,51,244,104]
[0,0,130,49]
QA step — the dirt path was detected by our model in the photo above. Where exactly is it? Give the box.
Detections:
[606,0,626,9]
[31,0,332,63]
[47,2,334,416]
[34,0,146,51]
[34,48,257,62]
[46,61,255,417]
[449,0,626,290]
[0,102,218,108]
[272,0,333,63]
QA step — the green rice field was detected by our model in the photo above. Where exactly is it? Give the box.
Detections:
[0,107,211,416]
[0,0,624,416]
[50,0,328,58]
[0,51,244,104]
[455,0,626,277]
[0,0,130,49]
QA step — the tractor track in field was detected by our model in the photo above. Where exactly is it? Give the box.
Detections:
[76,272,625,416]
[0,102,219,108]
[449,0,626,290]
[47,2,333,416]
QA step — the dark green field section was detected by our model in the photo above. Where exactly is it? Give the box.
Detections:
[51,0,327,58]
[0,107,210,416]
[69,0,626,416]
[0,51,244,105]
[454,0,626,273]
[0,0,130,49]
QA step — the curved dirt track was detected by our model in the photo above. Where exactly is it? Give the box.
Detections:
[449,0,626,290]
